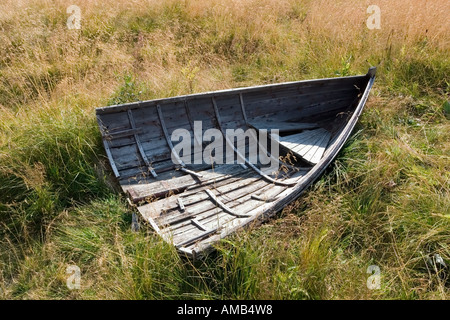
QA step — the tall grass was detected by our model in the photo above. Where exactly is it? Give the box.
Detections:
[0,0,448,299]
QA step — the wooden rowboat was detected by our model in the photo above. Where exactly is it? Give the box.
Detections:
[96,67,376,258]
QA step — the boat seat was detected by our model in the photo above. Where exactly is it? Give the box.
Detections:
[277,128,331,165]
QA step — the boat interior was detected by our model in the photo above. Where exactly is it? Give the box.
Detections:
[96,72,373,256]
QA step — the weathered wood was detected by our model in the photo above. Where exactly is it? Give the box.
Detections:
[239,93,249,125]
[153,173,268,230]
[175,228,218,248]
[177,197,185,212]
[244,88,358,119]
[96,67,376,258]
[96,75,367,115]
[184,100,203,148]
[249,120,319,132]
[191,218,209,231]
[153,175,262,226]
[157,104,186,167]
[127,109,157,178]
[165,178,271,237]
[127,163,249,203]
[239,95,298,173]
[278,128,331,165]
[205,189,250,218]
[97,115,121,178]
[149,149,306,243]
[104,127,143,140]
[137,167,255,219]
[212,96,297,187]
[301,130,331,164]
[110,144,144,171]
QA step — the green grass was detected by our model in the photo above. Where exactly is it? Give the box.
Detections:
[0,0,449,299]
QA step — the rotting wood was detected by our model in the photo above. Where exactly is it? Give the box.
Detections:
[279,128,331,165]
[157,104,186,168]
[212,97,297,187]
[96,115,120,178]
[96,67,377,258]
[127,109,157,178]
[205,189,250,218]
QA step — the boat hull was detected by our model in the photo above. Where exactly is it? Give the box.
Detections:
[96,68,376,258]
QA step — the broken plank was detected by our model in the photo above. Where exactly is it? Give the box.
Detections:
[127,163,247,203]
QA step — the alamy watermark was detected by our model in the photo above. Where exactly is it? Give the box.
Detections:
[366,265,381,290]
[67,5,81,30]
[366,5,381,30]
[66,265,81,290]
[65,4,380,32]
[171,121,280,172]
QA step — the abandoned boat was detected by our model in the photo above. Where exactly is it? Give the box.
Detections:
[96,67,376,258]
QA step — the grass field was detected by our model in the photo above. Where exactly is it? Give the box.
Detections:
[0,0,449,299]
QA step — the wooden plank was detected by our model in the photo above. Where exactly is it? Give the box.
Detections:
[205,189,251,218]
[191,218,209,231]
[278,129,328,159]
[103,127,143,140]
[180,167,203,179]
[151,174,265,228]
[175,228,218,248]
[239,93,249,125]
[160,101,191,130]
[121,168,182,189]
[170,210,228,238]
[292,129,329,156]
[102,139,120,178]
[154,175,262,226]
[244,88,357,119]
[127,107,166,143]
[97,111,131,132]
[118,165,158,181]
[246,94,356,125]
[157,104,186,167]
[301,130,331,164]
[212,97,296,187]
[127,109,157,178]
[239,96,298,173]
[289,130,325,155]
[163,178,271,237]
[184,100,203,149]
[162,180,267,241]
[110,144,144,170]
[248,120,319,132]
[177,198,185,211]
[108,135,136,149]
[97,115,120,178]
[157,162,306,245]
[175,186,277,249]
[118,160,215,185]
[214,94,245,124]
[95,75,366,115]
[279,129,318,144]
[211,96,247,170]
[296,97,356,119]
[137,167,255,218]
[128,163,248,203]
